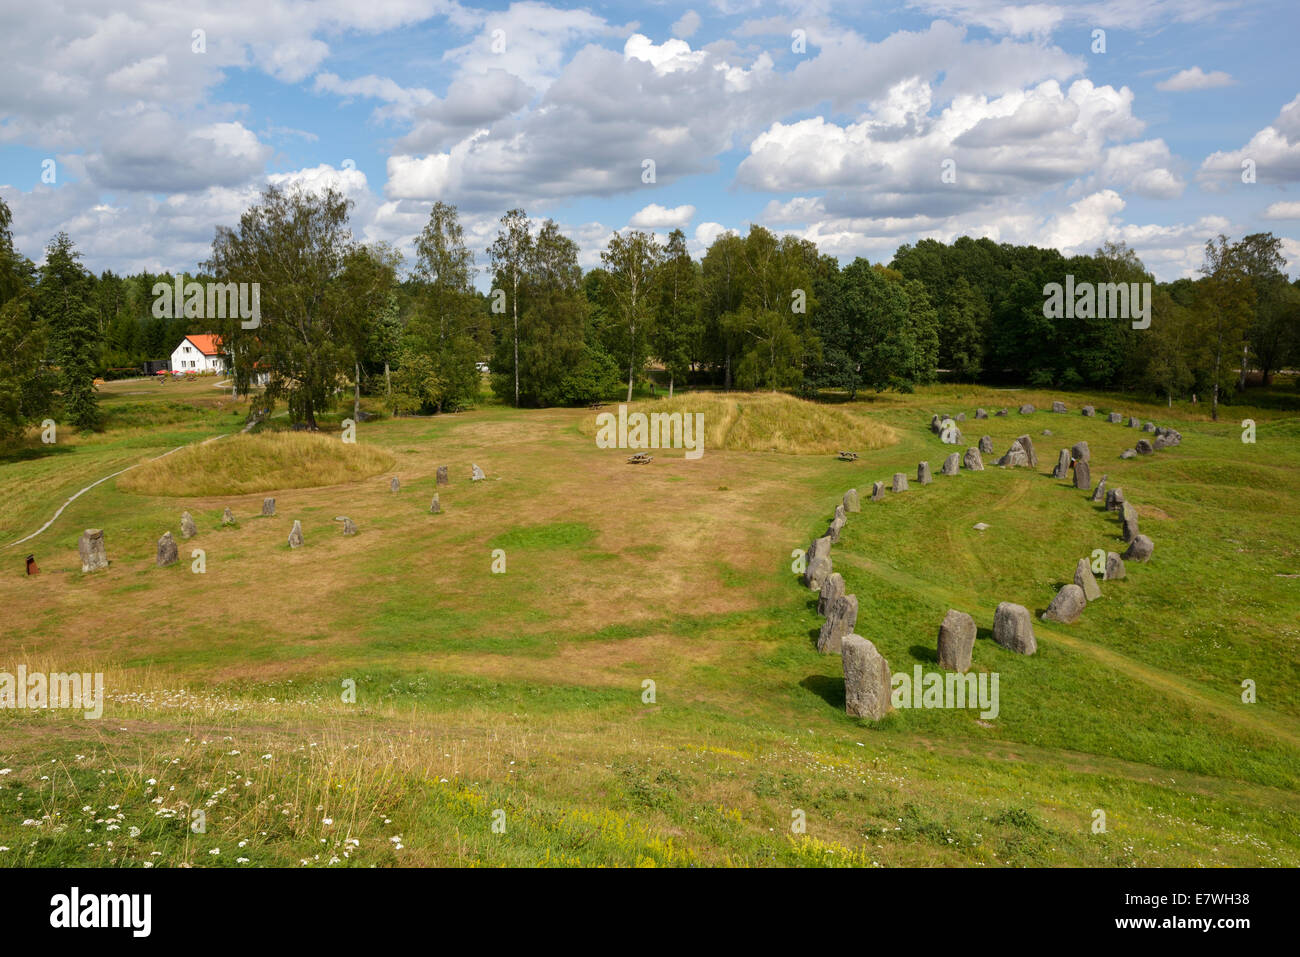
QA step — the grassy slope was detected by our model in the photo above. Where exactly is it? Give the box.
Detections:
[0,379,1296,867]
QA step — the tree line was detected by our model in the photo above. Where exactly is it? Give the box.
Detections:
[1,187,1297,439]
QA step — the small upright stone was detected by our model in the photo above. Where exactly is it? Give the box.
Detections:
[1019,404,1035,414]
[1051,400,1067,413]
[181,511,197,539]
[288,520,304,549]
[937,609,977,672]
[1121,502,1140,543]
[1136,438,1154,455]
[342,517,358,536]
[471,464,486,481]
[963,447,984,471]
[1072,457,1091,490]
[1074,558,1101,601]
[827,505,847,544]
[1128,416,1140,429]
[1051,449,1071,479]
[995,408,1008,417]
[818,593,858,655]
[871,480,885,501]
[892,473,908,492]
[804,536,833,588]
[918,461,932,484]
[842,635,891,720]
[941,452,960,476]
[1042,583,1087,623]
[996,441,1028,468]
[78,529,108,573]
[1017,434,1038,468]
[1106,487,1124,512]
[430,494,442,514]
[390,477,400,492]
[1108,412,1123,424]
[843,488,860,513]
[156,531,178,567]
[1124,534,1154,562]
[975,408,988,419]
[1091,475,1107,503]
[956,412,966,422]
[817,572,845,616]
[979,435,993,454]
[222,507,235,526]
[1105,551,1126,580]
[262,497,276,517]
[436,466,449,486]
[1142,421,1156,433]
[1071,440,1090,464]
[1082,405,1095,417]
[993,602,1036,655]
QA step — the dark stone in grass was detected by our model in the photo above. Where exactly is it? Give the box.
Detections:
[1142,421,1156,432]
[994,603,1036,655]
[156,531,178,567]
[390,477,400,492]
[262,497,275,517]
[1082,405,1095,416]
[1091,475,1107,502]
[78,529,107,573]
[842,635,891,719]
[1052,401,1067,413]
[222,507,235,526]
[818,593,858,655]
[1073,458,1090,491]
[937,609,976,672]
[843,488,860,512]
[342,518,358,536]
[804,536,833,588]
[941,453,960,476]
[975,408,988,419]
[1124,534,1154,562]
[1042,583,1086,623]
[918,461,932,484]
[1105,551,1126,580]
[1121,502,1140,543]
[1074,558,1101,601]
[996,441,1028,468]
[1071,440,1090,463]
[1136,439,1154,455]
[1019,404,1035,414]
[963,447,984,471]
[288,520,304,549]
[1106,487,1124,512]
[995,408,1008,417]
[892,472,909,492]
[430,494,441,514]
[871,480,885,501]
[1052,449,1071,479]
[817,572,845,616]
[1017,434,1039,468]
[436,466,449,486]
[979,435,994,454]
[181,512,196,539]
[1108,412,1123,424]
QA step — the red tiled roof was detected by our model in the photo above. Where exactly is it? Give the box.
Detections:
[184,334,223,356]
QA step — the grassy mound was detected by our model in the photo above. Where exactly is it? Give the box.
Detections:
[118,431,395,496]
[579,391,895,455]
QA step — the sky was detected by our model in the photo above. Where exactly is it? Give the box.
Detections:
[1,0,1298,286]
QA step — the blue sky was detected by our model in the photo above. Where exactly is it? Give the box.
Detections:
[1,0,1297,285]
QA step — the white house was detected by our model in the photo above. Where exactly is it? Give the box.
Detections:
[170,334,226,373]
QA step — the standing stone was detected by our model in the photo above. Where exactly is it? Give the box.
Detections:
[78,529,108,573]
[1051,449,1071,479]
[1071,440,1090,464]
[1136,438,1154,455]
[436,466,449,486]
[963,447,984,471]
[1121,502,1140,543]
[1042,583,1087,623]
[979,435,993,454]
[1124,534,1154,562]
[804,536,833,588]
[222,507,235,526]
[937,609,977,673]
[1017,434,1038,468]
[288,520,304,549]
[917,461,932,484]
[843,488,860,513]
[1108,412,1123,424]
[995,408,1008,417]
[1128,417,1140,429]
[1051,400,1067,413]
[430,494,442,514]
[871,481,885,501]
[941,452,960,476]
[996,441,1028,468]
[471,464,486,481]
[1105,487,1124,512]
[1082,405,1095,416]
[341,518,358,536]
[892,473,908,492]
[390,477,400,492]
[956,412,966,422]
[1091,475,1107,503]
[842,635,891,720]
[929,413,942,434]
[817,572,845,616]
[1074,558,1101,601]
[993,602,1036,655]
[1142,421,1156,432]
[156,531,178,567]
[1072,457,1091,491]
[262,497,276,517]
[827,505,847,544]
[1105,552,1126,580]
[975,408,988,419]
[1019,404,1035,414]
[1153,435,1168,450]
[180,511,197,539]
[939,421,962,445]
[818,593,858,655]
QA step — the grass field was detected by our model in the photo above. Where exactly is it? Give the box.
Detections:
[0,376,1297,867]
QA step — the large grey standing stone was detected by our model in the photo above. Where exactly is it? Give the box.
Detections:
[430,494,442,514]
[1017,434,1038,468]
[156,531,178,567]
[937,609,977,673]
[1019,404,1035,415]
[871,481,885,501]
[78,529,108,573]
[818,593,858,655]
[390,477,400,492]
[1072,457,1091,491]
[917,461,932,485]
[979,435,994,454]
[975,408,988,419]
[1128,417,1140,429]
[1121,502,1140,543]
[1051,400,1067,413]
[288,520,304,549]
[843,488,860,513]
[1105,551,1126,580]
[804,536,833,588]
[1074,558,1102,601]
[471,464,486,481]
[996,441,1029,468]
[993,602,1036,655]
[180,511,197,539]
[1042,583,1087,623]
[892,473,908,492]
[1082,405,1095,417]
[1124,534,1154,562]
[963,447,984,471]
[842,635,891,720]
[1136,438,1154,455]
[222,507,235,526]
[817,572,845,616]
[341,517,358,536]
[1108,412,1123,424]
[436,466,449,486]
[1071,440,1090,464]
[1105,487,1124,512]
[262,497,275,517]
[1051,449,1072,479]
[941,452,960,476]
[1091,475,1107,503]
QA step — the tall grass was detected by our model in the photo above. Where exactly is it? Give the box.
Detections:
[118,432,395,496]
